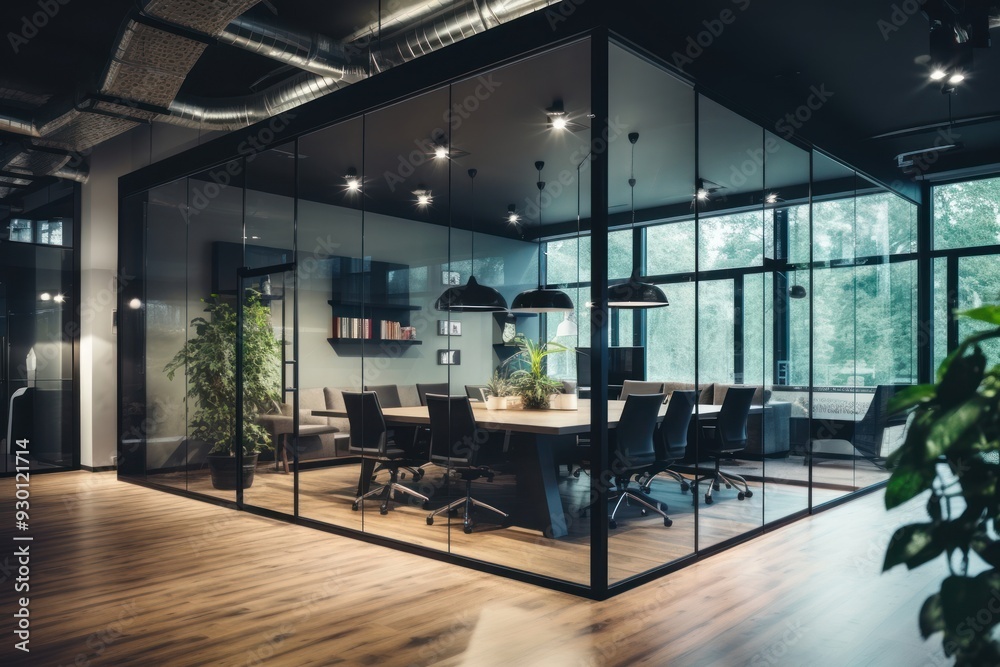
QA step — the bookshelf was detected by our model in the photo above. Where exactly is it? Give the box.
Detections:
[327,257,422,352]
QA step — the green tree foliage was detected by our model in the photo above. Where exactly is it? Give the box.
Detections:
[164,292,282,455]
[884,305,1000,665]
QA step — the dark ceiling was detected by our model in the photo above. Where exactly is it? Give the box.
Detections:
[2,0,999,227]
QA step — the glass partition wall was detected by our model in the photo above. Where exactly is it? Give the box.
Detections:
[119,32,918,597]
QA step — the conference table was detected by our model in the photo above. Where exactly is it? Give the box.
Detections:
[315,399,742,539]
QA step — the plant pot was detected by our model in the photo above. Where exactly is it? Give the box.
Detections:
[208,453,259,490]
[486,396,508,410]
[556,393,578,410]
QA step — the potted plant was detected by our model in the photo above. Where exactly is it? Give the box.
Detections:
[164,292,282,490]
[883,304,1000,665]
[484,371,513,410]
[507,335,568,410]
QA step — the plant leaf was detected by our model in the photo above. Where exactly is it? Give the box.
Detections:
[956,305,1000,326]
[919,593,945,638]
[883,522,944,570]
[888,384,936,415]
[885,465,934,509]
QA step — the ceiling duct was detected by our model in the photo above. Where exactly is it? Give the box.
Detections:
[1,0,554,188]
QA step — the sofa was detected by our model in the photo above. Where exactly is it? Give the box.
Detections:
[257,385,426,468]
[660,381,791,459]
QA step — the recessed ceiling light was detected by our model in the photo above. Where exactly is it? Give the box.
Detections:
[545,98,588,132]
[40,292,52,301]
[551,116,568,130]
[128,298,143,310]
[506,204,520,225]
[344,167,361,192]
[930,69,947,81]
[434,145,448,159]
[53,294,66,303]
[413,188,432,207]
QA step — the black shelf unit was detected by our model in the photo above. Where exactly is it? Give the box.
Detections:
[327,257,421,351]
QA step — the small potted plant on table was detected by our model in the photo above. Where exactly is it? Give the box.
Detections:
[508,335,568,410]
[484,371,513,410]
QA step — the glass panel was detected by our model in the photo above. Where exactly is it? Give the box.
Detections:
[183,159,246,503]
[959,254,1000,362]
[933,175,1000,250]
[240,143,295,514]
[141,179,189,489]
[932,257,949,374]
[763,132,810,524]
[607,43,696,584]
[296,117,365,534]
[695,94,764,550]
[448,40,588,584]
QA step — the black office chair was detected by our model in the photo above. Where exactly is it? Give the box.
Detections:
[465,385,488,402]
[619,380,665,400]
[694,386,756,505]
[810,384,894,468]
[344,391,429,515]
[608,393,673,529]
[417,383,449,406]
[635,390,699,494]
[364,384,402,408]
[425,394,509,533]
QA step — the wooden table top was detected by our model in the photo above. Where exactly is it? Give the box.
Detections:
[314,399,735,437]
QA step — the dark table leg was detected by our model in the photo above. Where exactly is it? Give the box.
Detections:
[511,433,570,539]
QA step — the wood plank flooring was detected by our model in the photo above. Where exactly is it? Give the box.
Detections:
[0,470,940,666]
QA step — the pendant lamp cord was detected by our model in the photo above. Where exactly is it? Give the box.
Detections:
[469,168,476,277]
[537,161,544,288]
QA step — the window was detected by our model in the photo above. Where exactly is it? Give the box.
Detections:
[8,219,32,242]
[933,176,1000,250]
[647,221,695,275]
[698,210,765,271]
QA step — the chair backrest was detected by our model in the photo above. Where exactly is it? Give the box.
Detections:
[417,383,449,406]
[854,385,892,458]
[661,390,698,460]
[426,394,481,467]
[561,380,577,395]
[620,380,665,400]
[465,385,488,402]
[715,386,756,450]
[343,391,387,455]
[364,384,401,409]
[614,393,665,471]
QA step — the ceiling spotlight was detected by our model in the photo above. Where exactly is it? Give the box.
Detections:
[545,98,588,132]
[53,294,66,303]
[506,204,520,225]
[948,72,965,84]
[40,292,52,301]
[427,131,469,160]
[413,188,433,207]
[434,145,448,159]
[764,192,783,205]
[128,298,143,310]
[344,167,361,192]
[692,178,725,208]
[930,69,948,81]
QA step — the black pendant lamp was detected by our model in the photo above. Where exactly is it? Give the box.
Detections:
[608,133,669,309]
[511,161,574,313]
[435,168,509,313]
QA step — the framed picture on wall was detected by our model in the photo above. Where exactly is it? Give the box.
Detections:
[437,349,461,365]
[437,320,462,336]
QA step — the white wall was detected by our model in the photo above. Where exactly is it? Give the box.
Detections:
[78,124,223,469]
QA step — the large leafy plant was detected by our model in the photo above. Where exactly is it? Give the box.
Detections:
[165,292,282,456]
[884,305,1000,665]
[507,335,568,409]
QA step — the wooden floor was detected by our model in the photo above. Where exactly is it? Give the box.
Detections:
[0,470,941,666]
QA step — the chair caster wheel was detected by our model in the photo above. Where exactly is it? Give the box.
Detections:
[640,508,647,516]
[663,517,672,527]
[399,473,406,480]
[738,492,745,500]
[351,502,359,511]
[609,519,617,529]
[573,470,581,478]
[704,495,713,505]
[380,507,388,515]
[725,483,732,490]
[426,517,434,525]
[713,482,720,491]
[745,490,753,498]
[680,483,690,493]
[463,525,473,534]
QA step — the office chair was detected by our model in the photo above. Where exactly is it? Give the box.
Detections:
[634,390,699,495]
[417,383,449,406]
[425,394,509,533]
[693,386,756,505]
[619,380,665,400]
[364,384,402,408]
[608,393,673,529]
[465,385,489,402]
[344,391,429,515]
[810,384,894,468]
